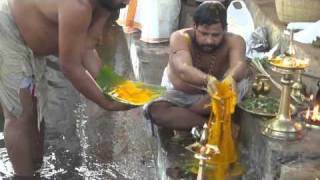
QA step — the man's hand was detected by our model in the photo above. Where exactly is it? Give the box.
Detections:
[105,100,137,111]
[207,75,237,96]
[224,76,237,94]
[207,75,218,96]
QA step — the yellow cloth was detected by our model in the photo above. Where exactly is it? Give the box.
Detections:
[206,77,240,180]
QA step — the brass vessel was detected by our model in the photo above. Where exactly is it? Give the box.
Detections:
[252,74,271,97]
[291,73,307,104]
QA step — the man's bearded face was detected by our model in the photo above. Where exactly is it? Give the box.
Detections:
[194,23,225,53]
[99,0,129,10]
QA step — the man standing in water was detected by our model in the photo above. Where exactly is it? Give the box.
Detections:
[145,1,248,131]
[0,0,132,178]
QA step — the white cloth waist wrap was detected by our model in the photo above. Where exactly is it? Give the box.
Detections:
[0,0,53,120]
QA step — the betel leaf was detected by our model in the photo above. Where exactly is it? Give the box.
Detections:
[239,96,279,116]
[96,65,125,92]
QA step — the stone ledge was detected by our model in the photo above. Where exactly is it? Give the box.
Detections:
[239,111,320,180]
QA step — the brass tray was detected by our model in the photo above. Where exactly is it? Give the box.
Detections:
[107,81,165,106]
[268,58,309,70]
[185,142,219,157]
[238,96,296,117]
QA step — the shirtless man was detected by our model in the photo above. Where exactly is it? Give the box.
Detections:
[145,1,248,131]
[0,0,131,178]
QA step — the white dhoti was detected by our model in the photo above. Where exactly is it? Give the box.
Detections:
[143,66,251,135]
[0,0,53,120]
[144,67,250,118]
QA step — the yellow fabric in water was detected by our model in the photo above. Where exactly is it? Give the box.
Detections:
[206,78,239,180]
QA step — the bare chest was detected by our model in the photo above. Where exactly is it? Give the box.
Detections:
[191,48,229,80]
[11,0,110,54]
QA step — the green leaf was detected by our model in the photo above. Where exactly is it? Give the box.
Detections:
[96,65,125,92]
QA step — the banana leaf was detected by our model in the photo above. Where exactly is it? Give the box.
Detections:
[96,65,165,105]
[96,65,126,92]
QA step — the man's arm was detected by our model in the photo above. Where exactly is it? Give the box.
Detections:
[82,49,102,79]
[224,35,247,82]
[169,31,210,87]
[58,1,129,111]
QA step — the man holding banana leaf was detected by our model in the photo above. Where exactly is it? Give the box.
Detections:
[0,0,133,178]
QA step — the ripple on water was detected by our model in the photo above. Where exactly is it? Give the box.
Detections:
[0,132,13,178]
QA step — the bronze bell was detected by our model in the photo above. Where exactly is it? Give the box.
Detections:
[252,74,271,97]
[291,73,307,104]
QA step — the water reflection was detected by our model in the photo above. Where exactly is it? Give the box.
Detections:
[0,132,13,178]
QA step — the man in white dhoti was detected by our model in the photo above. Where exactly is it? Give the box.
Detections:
[144,1,250,130]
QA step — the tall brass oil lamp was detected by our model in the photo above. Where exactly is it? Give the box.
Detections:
[262,30,309,140]
[190,124,219,180]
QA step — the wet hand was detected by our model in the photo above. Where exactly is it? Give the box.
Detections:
[224,76,237,93]
[112,101,138,111]
[104,100,138,111]
[206,75,218,96]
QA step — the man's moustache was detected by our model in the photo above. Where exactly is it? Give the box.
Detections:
[202,45,215,49]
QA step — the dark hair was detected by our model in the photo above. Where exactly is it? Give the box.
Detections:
[98,0,127,11]
[193,1,227,29]
[98,0,112,9]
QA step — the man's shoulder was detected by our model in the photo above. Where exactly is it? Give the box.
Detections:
[170,28,193,46]
[171,28,192,37]
[58,0,93,12]
[225,33,245,43]
[66,0,92,6]
[225,32,246,48]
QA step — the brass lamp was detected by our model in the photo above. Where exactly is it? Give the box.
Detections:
[262,29,308,140]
